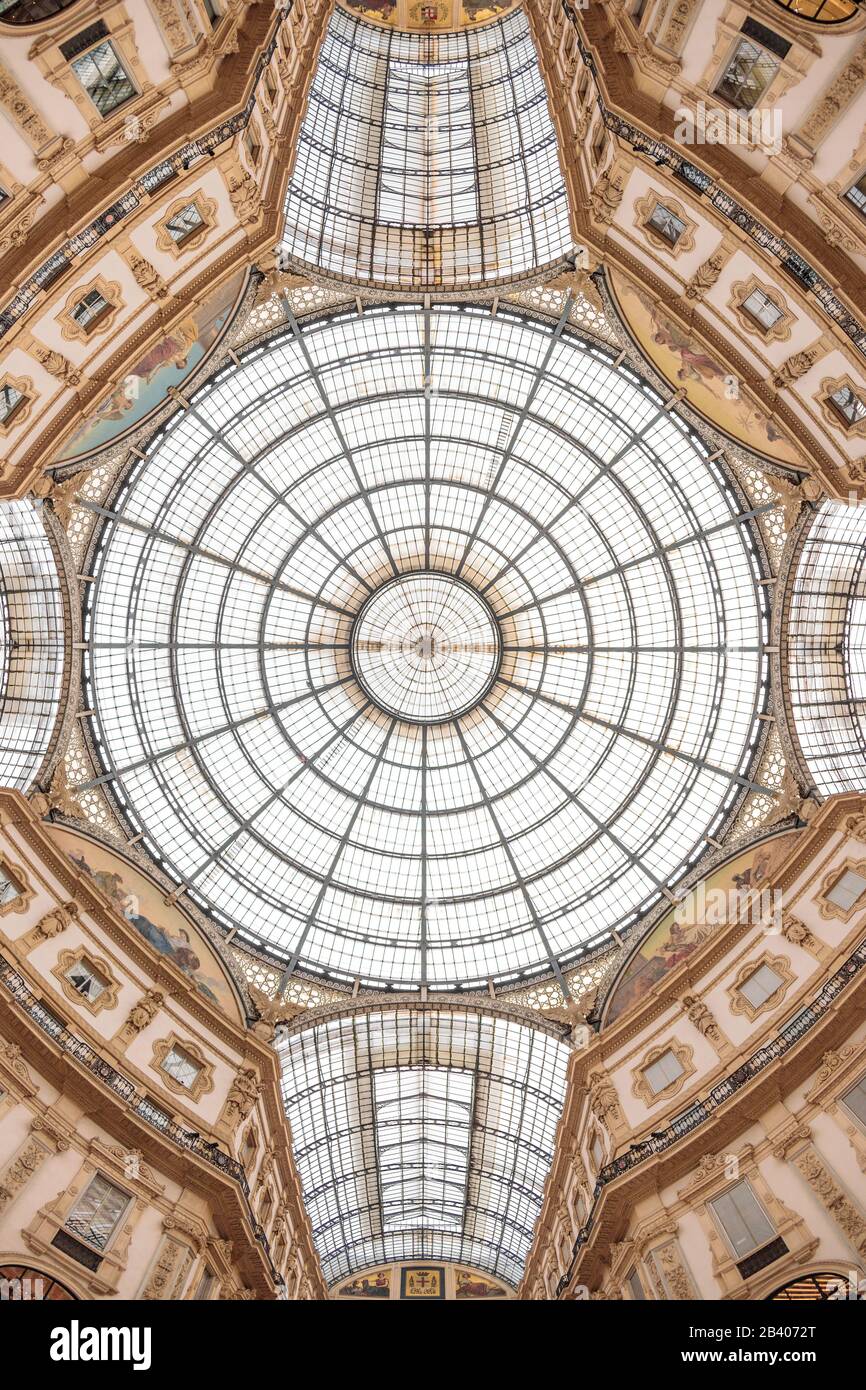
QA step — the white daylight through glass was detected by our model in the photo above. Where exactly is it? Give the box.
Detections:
[82,302,769,991]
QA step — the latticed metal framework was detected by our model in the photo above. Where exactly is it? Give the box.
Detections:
[0,501,64,790]
[277,1006,571,1287]
[81,302,770,992]
[787,501,866,793]
[279,6,573,289]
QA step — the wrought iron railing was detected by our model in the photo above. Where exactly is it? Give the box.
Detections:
[0,949,282,1283]
[552,934,866,1295]
[559,1,866,360]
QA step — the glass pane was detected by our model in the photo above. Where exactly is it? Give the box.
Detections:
[162,1046,200,1088]
[710,1181,774,1257]
[166,204,204,242]
[828,869,866,910]
[842,1076,866,1127]
[714,39,778,110]
[739,962,782,1007]
[65,1173,129,1250]
[71,42,135,116]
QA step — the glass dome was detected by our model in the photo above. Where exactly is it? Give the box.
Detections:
[82,302,769,990]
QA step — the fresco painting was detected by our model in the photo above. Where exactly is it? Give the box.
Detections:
[49,826,240,1019]
[56,270,248,462]
[604,832,798,1025]
[610,270,802,468]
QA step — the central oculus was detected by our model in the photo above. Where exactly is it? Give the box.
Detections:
[350,573,502,723]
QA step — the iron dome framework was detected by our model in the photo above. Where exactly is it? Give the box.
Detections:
[79,300,771,993]
[276,1004,571,1287]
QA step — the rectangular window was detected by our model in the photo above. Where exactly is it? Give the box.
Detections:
[846,174,866,218]
[203,0,221,25]
[64,1173,130,1252]
[714,39,779,110]
[193,1266,217,1300]
[644,1049,684,1095]
[709,1180,775,1258]
[841,1075,866,1129]
[829,386,866,428]
[0,383,25,427]
[738,962,784,1010]
[65,958,109,1003]
[164,202,205,244]
[827,867,866,911]
[741,287,783,331]
[71,288,111,333]
[647,202,686,245]
[245,129,261,167]
[70,41,136,117]
[626,1267,646,1300]
[161,1045,201,1090]
[591,1133,605,1169]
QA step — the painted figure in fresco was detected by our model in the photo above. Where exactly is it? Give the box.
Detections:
[339,1271,390,1297]
[68,851,222,1007]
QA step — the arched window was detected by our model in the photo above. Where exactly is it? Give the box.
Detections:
[768,1271,860,1300]
[0,1,84,24]
[766,0,860,21]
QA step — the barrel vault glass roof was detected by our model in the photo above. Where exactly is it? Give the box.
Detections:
[277,1006,571,1287]
[279,5,573,289]
[81,301,770,993]
[787,500,866,793]
[0,500,64,790]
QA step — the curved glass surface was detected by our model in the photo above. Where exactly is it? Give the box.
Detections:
[82,303,768,990]
[0,501,65,790]
[277,1007,571,1287]
[279,6,573,289]
[787,501,866,794]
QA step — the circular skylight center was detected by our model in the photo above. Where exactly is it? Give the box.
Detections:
[351,573,501,723]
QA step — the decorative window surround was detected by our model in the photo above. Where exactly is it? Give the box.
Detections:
[818,859,866,921]
[699,14,814,115]
[51,946,120,1016]
[729,276,795,343]
[728,952,795,1020]
[154,192,218,257]
[24,1149,148,1298]
[632,1040,695,1106]
[633,190,697,256]
[0,854,33,916]
[0,373,34,435]
[150,1032,215,1103]
[58,276,122,343]
[685,1145,817,1296]
[815,376,866,440]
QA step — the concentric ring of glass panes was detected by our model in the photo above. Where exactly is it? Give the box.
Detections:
[83,303,768,990]
[350,573,501,723]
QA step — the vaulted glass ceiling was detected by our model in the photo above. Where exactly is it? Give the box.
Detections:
[279,6,573,288]
[787,500,866,793]
[81,302,770,992]
[0,500,65,790]
[277,1006,571,1287]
